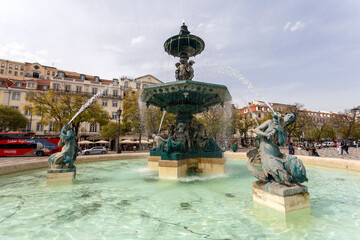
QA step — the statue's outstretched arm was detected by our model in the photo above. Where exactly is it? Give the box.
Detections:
[254,120,272,138]
[61,130,72,140]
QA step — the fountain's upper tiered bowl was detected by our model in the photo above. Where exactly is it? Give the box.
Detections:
[141,80,231,115]
[164,23,205,58]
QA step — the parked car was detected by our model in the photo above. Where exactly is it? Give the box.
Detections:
[81,146,107,155]
[315,143,322,149]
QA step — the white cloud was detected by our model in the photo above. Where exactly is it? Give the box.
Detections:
[290,21,305,31]
[193,22,216,33]
[283,22,291,31]
[0,42,60,65]
[283,21,305,32]
[131,36,146,45]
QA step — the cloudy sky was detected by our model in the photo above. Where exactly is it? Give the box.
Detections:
[1,0,359,112]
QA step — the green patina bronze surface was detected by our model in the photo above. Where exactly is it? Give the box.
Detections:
[246,112,308,186]
[164,23,205,59]
[141,80,231,115]
[48,124,78,172]
[141,23,231,161]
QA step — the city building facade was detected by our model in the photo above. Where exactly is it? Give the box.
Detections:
[0,58,162,143]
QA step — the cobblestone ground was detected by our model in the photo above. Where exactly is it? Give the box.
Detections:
[236,147,360,160]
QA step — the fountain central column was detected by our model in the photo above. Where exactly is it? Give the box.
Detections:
[141,23,231,179]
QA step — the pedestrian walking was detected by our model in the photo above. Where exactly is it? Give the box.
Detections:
[289,142,295,155]
[233,142,238,152]
[340,141,349,155]
[337,141,341,155]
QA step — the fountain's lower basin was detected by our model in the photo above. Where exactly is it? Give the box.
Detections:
[0,159,359,239]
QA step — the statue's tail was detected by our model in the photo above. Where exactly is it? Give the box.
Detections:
[246,149,267,181]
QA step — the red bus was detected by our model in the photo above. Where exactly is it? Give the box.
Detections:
[0,132,62,157]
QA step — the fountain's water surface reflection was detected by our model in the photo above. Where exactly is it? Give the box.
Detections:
[0,159,359,239]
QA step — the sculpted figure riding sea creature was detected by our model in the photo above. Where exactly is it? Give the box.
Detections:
[48,124,78,169]
[247,112,308,186]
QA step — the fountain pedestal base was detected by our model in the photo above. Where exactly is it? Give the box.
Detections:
[252,181,310,213]
[148,157,225,179]
[46,169,76,183]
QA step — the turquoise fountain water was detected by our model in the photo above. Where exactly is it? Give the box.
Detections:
[1,158,359,239]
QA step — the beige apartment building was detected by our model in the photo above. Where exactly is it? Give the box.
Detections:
[0,58,162,142]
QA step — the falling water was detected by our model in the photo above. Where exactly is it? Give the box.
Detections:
[241,96,259,126]
[218,66,275,114]
[68,84,113,125]
[158,110,166,135]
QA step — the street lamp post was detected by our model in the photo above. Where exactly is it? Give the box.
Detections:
[116,109,122,154]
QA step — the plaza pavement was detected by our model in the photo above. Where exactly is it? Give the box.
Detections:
[236,147,360,160]
[0,148,359,176]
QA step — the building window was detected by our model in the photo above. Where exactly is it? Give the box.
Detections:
[14,71,18,76]
[80,74,86,80]
[112,100,118,107]
[92,88,98,95]
[76,86,82,93]
[47,71,50,75]
[0,69,3,74]
[142,84,146,89]
[65,85,71,92]
[1,62,4,68]
[53,83,59,90]
[90,124,97,132]
[103,89,108,96]
[112,112,117,119]
[0,80,3,85]
[49,122,55,132]
[21,66,24,71]
[136,83,141,89]
[52,71,55,76]
[20,72,23,76]
[24,110,31,116]
[244,109,248,113]
[258,113,261,118]
[57,71,65,77]
[42,85,48,90]
[15,82,22,87]
[94,76,100,82]
[25,123,31,132]
[102,100,108,107]
[9,70,12,74]
[11,106,19,110]
[124,81,128,88]
[36,123,44,132]
[15,65,18,70]
[9,64,12,69]
[12,92,20,100]
[113,90,118,97]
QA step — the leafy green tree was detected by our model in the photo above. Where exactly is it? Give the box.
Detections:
[197,104,233,147]
[0,105,28,132]
[331,107,359,139]
[100,121,131,140]
[142,106,176,136]
[25,90,111,136]
[234,113,257,146]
